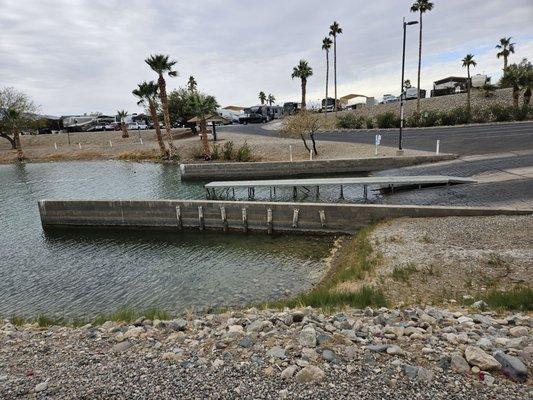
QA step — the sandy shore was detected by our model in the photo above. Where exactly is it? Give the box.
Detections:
[0,128,428,164]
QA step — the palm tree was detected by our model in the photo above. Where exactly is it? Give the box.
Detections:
[500,58,533,108]
[187,76,198,93]
[404,79,412,89]
[145,54,178,157]
[410,0,434,114]
[291,60,313,110]
[462,54,477,112]
[258,91,267,105]
[117,110,129,138]
[329,21,342,115]
[132,81,168,158]
[5,109,23,160]
[190,93,219,159]
[322,37,332,115]
[496,37,515,70]
[267,94,276,105]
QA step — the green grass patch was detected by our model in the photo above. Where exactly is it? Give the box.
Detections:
[264,224,388,310]
[92,306,170,325]
[36,314,63,327]
[9,314,26,326]
[463,287,533,311]
[391,263,418,282]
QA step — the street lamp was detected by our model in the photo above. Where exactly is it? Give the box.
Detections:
[398,18,418,153]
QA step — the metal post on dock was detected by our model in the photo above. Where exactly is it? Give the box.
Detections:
[267,208,273,234]
[175,206,182,229]
[242,208,248,232]
[198,206,204,230]
[363,185,368,202]
[292,209,299,228]
[220,206,227,231]
[340,185,344,199]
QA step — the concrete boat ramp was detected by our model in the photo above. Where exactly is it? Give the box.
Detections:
[204,175,476,200]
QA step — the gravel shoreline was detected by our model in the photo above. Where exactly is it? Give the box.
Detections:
[1,306,530,399]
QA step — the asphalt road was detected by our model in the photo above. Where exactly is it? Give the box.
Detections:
[219,121,533,208]
[219,121,533,156]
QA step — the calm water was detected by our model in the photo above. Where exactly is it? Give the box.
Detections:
[0,161,335,318]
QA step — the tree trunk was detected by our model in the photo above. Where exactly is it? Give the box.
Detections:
[0,132,16,149]
[13,126,23,161]
[524,87,531,107]
[121,122,129,138]
[333,35,337,116]
[513,85,519,108]
[149,100,168,158]
[310,133,318,155]
[504,55,508,70]
[416,12,423,114]
[325,49,329,116]
[158,74,176,158]
[301,78,307,110]
[466,66,471,112]
[200,118,210,159]
[300,134,310,152]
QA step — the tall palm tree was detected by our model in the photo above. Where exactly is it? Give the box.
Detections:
[496,37,515,70]
[117,110,129,138]
[329,21,342,115]
[322,37,332,115]
[462,54,477,112]
[267,94,276,105]
[5,108,23,160]
[145,54,178,157]
[132,81,168,158]
[190,93,219,159]
[291,60,313,110]
[187,76,198,93]
[404,79,412,89]
[410,0,434,114]
[258,91,267,105]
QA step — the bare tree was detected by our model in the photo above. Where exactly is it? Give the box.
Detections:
[281,111,328,156]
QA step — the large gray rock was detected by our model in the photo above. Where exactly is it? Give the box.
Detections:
[494,352,528,383]
[295,365,325,383]
[464,346,501,371]
[267,346,286,359]
[298,325,317,348]
[280,365,298,380]
[450,354,470,374]
[110,340,132,353]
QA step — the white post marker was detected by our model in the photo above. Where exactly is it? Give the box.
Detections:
[78,143,82,149]
[140,138,143,145]
[375,134,381,156]
[54,142,58,150]
[109,140,113,147]
[289,145,293,162]
[436,139,440,155]
[309,149,313,161]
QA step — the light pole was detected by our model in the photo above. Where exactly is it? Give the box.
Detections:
[398,18,418,153]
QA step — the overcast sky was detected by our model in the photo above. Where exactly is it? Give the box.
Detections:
[1,0,532,116]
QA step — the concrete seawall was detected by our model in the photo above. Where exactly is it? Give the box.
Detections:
[179,155,457,181]
[38,199,531,235]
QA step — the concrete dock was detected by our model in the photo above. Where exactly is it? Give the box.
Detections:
[38,199,530,235]
[204,175,476,200]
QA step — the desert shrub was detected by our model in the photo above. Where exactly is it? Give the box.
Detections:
[448,107,471,125]
[211,143,220,160]
[513,106,529,121]
[376,112,400,128]
[221,141,235,160]
[489,104,514,122]
[404,113,420,128]
[470,107,491,123]
[235,142,253,162]
[190,145,205,160]
[336,113,365,129]
[364,116,375,129]
[418,110,442,127]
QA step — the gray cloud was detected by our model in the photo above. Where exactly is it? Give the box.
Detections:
[0,0,532,115]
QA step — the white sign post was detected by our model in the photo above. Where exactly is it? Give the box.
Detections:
[436,139,440,155]
[375,134,382,156]
[289,145,293,162]
[309,149,313,161]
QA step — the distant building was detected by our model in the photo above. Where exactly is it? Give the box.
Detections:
[431,77,468,97]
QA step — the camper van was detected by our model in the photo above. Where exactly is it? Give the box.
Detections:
[238,105,283,124]
[404,88,427,100]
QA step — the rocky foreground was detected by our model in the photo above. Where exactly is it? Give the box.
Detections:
[1,307,531,399]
